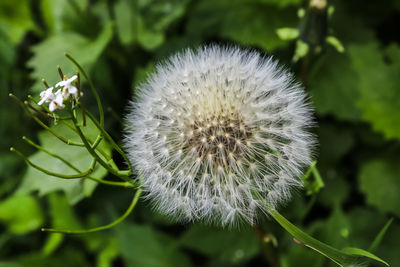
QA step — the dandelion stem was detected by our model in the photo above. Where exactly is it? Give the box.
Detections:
[65,53,104,128]
[41,188,142,234]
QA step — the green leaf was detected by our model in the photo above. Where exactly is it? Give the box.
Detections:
[97,238,120,267]
[369,218,394,253]
[114,0,136,45]
[293,40,309,62]
[0,194,43,234]
[359,160,400,216]
[187,0,297,51]
[348,42,400,139]
[341,247,388,266]
[276,27,299,40]
[41,192,82,255]
[114,223,191,267]
[180,224,260,264]
[40,0,89,34]
[27,22,113,93]
[114,0,189,50]
[0,0,36,44]
[325,36,345,53]
[302,161,325,195]
[308,51,361,121]
[17,120,111,205]
[267,207,388,266]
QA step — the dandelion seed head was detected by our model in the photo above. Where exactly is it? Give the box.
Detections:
[124,45,316,226]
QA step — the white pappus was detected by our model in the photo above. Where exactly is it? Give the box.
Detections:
[124,45,316,226]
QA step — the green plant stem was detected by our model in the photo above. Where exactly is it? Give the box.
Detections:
[10,147,96,179]
[22,136,134,188]
[58,119,112,162]
[22,136,79,171]
[85,110,133,175]
[9,94,84,146]
[41,188,142,234]
[69,108,131,181]
[65,53,104,128]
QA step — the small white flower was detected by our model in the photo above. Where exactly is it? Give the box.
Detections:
[124,46,316,226]
[38,87,55,105]
[48,89,64,112]
[56,75,78,99]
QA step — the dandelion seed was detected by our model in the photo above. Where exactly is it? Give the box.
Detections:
[124,46,315,226]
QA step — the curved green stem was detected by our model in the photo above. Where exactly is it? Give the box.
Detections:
[22,136,79,171]
[85,110,133,174]
[41,188,142,234]
[69,108,130,181]
[65,53,104,128]
[59,120,112,162]
[22,136,134,188]
[10,147,96,179]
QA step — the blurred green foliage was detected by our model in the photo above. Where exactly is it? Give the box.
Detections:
[1,0,400,266]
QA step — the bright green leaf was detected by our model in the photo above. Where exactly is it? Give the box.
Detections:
[325,36,345,53]
[341,247,388,266]
[17,120,111,205]
[114,0,188,50]
[97,238,120,267]
[0,194,43,234]
[0,0,36,44]
[40,0,89,34]
[348,42,400,139]
[276,27,299,40]
[293,40,309,62]
[369,218,394,253]
[308,51,362,121]
[187,0,297,51]
[41,192,83,255]
[27,22,113,93]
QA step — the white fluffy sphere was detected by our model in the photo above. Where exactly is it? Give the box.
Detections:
[124,46,315,226]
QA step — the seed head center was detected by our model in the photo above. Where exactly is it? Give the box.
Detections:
[183,113,252,169]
